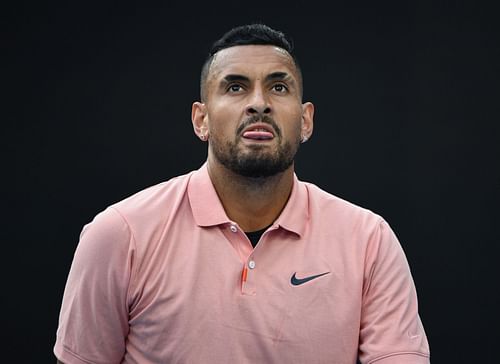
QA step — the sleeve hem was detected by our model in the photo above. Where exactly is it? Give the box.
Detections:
[368,351,430,364]
[54,341,98,364]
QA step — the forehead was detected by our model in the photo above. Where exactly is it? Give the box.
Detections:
[209,45,298,81]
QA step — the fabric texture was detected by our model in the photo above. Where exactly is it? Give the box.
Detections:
[54,163,430,364]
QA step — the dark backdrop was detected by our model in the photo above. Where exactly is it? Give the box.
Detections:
[3,2,499,363]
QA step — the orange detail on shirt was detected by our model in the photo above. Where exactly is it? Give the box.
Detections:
[241,266,248,283]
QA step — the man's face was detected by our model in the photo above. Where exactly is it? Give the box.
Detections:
[194,45,313,178]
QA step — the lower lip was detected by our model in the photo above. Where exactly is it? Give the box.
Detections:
[241,137,275,144]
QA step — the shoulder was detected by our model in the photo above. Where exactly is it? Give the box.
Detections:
[108,170,195,222]
[299,180,408,280]
[113,171,194,209]
[301,180,384,231]
[80,170,195,249]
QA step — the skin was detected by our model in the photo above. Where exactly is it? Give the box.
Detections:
[192,45,314,232]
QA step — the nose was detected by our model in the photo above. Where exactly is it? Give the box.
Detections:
[246,87,271,115]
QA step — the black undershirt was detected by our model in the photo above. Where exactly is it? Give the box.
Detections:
[244,226,269,248]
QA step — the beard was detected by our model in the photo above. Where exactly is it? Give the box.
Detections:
[210,116,301,178]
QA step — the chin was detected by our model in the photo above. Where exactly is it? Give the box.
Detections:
[229,155,294,178]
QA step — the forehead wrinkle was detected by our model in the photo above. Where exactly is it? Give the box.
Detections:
[213,46,296,74]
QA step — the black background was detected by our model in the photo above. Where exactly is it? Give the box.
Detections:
[3,1,499,363]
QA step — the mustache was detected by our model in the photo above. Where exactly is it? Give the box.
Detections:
[236,114,281,138]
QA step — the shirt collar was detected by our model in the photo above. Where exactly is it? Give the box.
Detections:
[188,163,230,227]
[187,163,309,237]
[274,174,309,237]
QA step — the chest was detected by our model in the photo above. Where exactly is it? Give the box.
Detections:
[125,225,364,363]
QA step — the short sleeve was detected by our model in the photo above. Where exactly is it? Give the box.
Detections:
[54,207,135,364]
[359,220,430,364]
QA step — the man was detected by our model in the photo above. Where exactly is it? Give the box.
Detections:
[55,24,430,363]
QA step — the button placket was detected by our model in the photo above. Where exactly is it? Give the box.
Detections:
[221,222,257,295]
[241,257,257,295]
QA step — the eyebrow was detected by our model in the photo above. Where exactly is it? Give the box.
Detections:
[265,72,292,83]
[222,74,250,84]
[221,72,295,85]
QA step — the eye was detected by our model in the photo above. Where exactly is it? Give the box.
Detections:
[227,84,243,93]
[272,83,288,93]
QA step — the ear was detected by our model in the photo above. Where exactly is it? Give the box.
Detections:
[300,102,314,141]
[191,102,209,141]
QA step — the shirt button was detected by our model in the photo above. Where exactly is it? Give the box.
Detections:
[248,260,256,269]
[229,224,238,233]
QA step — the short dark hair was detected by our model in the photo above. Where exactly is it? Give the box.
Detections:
[200,24,302,101]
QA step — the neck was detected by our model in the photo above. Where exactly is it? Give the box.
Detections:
[206,156,294,232]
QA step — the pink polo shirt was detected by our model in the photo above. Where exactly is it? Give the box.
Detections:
[54,164,430,364]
